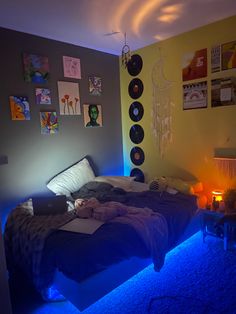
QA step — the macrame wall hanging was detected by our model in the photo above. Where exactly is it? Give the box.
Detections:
[151,49,175,158]
[214,157,236,179]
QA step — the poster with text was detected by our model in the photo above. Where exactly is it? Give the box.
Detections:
[211,45,221,73]
[211,77,236,107]
[183,81,207,110]
[182,48,207,81]
[57,81,81,115]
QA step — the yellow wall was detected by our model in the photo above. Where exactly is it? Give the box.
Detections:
[120,15,236,201]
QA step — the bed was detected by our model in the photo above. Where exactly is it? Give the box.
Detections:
[4,158,203,311]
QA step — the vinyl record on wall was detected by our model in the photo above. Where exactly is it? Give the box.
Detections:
[129,101,144,122]
[128,78,144,99]
[130,168,145,182]
[127,54,143,76]
[129,124,144,144]
[130,146,145,166]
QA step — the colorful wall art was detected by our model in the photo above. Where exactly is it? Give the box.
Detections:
[221,40,236,70]
[211,77,236,107]
[40,111,58,134]
[89,76,102,96]
[57,81,81,115]
[9,96,30,120]
[182,48,207,81]
[35,88,51,105]
[23,52,49,83]
[183,81,207,110]
[63,56,81,79]
[83,104,102,127]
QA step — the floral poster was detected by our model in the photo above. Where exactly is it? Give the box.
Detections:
[182,48,207,81]
[183,81,207,110]
[57,81,81,115]
[83,104,102,127]
[63,56,81,79]
[89,76,102,96]
[35,88,51,105]
[221,40,236,70]
[211,45,221,73]
[23,52,49,83]
[9,96,30,120]
[40,111,58,134]
[211,77,236,107]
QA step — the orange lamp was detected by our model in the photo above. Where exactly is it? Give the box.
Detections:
[212,190,223,202]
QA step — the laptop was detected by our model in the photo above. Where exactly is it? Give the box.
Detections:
[32,195,68,216]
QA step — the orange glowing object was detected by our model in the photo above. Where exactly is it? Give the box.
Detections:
[212,190,223,202]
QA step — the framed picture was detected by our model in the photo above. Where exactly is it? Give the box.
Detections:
[182,48,207,81]
[183,81,207,110]
[221,40,236,71]
[9,96,30,120]
[35,88,51,105]
[57,81,81,115]
[211,77,236,107]
[211,45,221,73]
[89,76,102,96]
[23,52,49,83]
[83,104,102,127]
[40,111,58,134]
[63,56,81,79]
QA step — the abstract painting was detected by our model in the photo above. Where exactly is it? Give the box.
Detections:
[35,88,51,105]
[9,96,30,120]
[89,76,102,96]
[23,52,49,83]
[182,48,207,81]
[63,56,81,79]
[57,81,81,115]
[40,111,58,134]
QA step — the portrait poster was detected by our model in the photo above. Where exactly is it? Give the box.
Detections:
[83,104,103,127]
[57,81,81,115]
[211,45,221,73]
[9,96,30,120]
[23,52,49,83]
[211,77,236,107]
[63,56,81,79]
[221,41,236,70]
[35,88,51,105]
[89,76,102,96]
[40,111,58,134]
[182,48,207,81]
[183,81,207,110]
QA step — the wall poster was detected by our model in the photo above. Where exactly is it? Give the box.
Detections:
[221,40,236,71]
[57,81,81,115]
[211,77,236,107]
[63,56,81,79]
[211,45,221,73]
[182,48,207,81]
[183,81,207,110]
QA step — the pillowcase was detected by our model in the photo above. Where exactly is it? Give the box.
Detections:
[47,158,95,196]
[94,176,135,191]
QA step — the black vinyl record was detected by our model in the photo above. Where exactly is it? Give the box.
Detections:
[130,146,145,166]
[129,101,144,122]
[129,124,144,144]
[128,78,144,99]
[130,168,145,183]
[127,54,143,76]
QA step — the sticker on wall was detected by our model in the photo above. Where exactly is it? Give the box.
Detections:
[9,96,30,120]
[182,48,207,81]
[89,76,102,96]
[129,101,144,122]
[221,40,236,71]
[35,88,51,105]
[23,52,49,83]
[129,124,144,144]
[130,168,145,183]
[128,78,144,99]
[183,81,207,110]
[40,111,58,134]
[83,104,103,127]
[57,81,81,115]
[63,56,81,79]
[130,146,145,166]
[211,77,236,107]
[127,54,143,76]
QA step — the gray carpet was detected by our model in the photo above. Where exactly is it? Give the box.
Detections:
[11,231,236,314]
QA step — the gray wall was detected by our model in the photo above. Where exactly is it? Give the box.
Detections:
[0,27,123,225]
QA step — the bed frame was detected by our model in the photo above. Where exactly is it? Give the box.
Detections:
[53,209,203,311]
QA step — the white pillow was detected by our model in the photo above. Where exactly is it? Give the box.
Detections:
[94,176,135,191]
[47,158,95,196]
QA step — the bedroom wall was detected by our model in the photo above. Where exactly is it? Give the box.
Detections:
[0,27,123,225]
[120,15,236,203]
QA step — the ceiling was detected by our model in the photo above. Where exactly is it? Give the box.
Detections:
[0,0,236,55]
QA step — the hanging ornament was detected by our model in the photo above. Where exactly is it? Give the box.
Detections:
[121,32,131,68]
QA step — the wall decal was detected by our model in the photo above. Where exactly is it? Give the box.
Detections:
[83,104,102,127]
[23,52,49,83]
[40,111,58,134]
[182,48,207,81]
[221,40,236,70]
[9,96,30,120]
[183,81,207,110]
[35,88,51,105]
[211,77,236,107]
[89,76,102,96]
[57,81,81,115]
[63,56,81,79]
